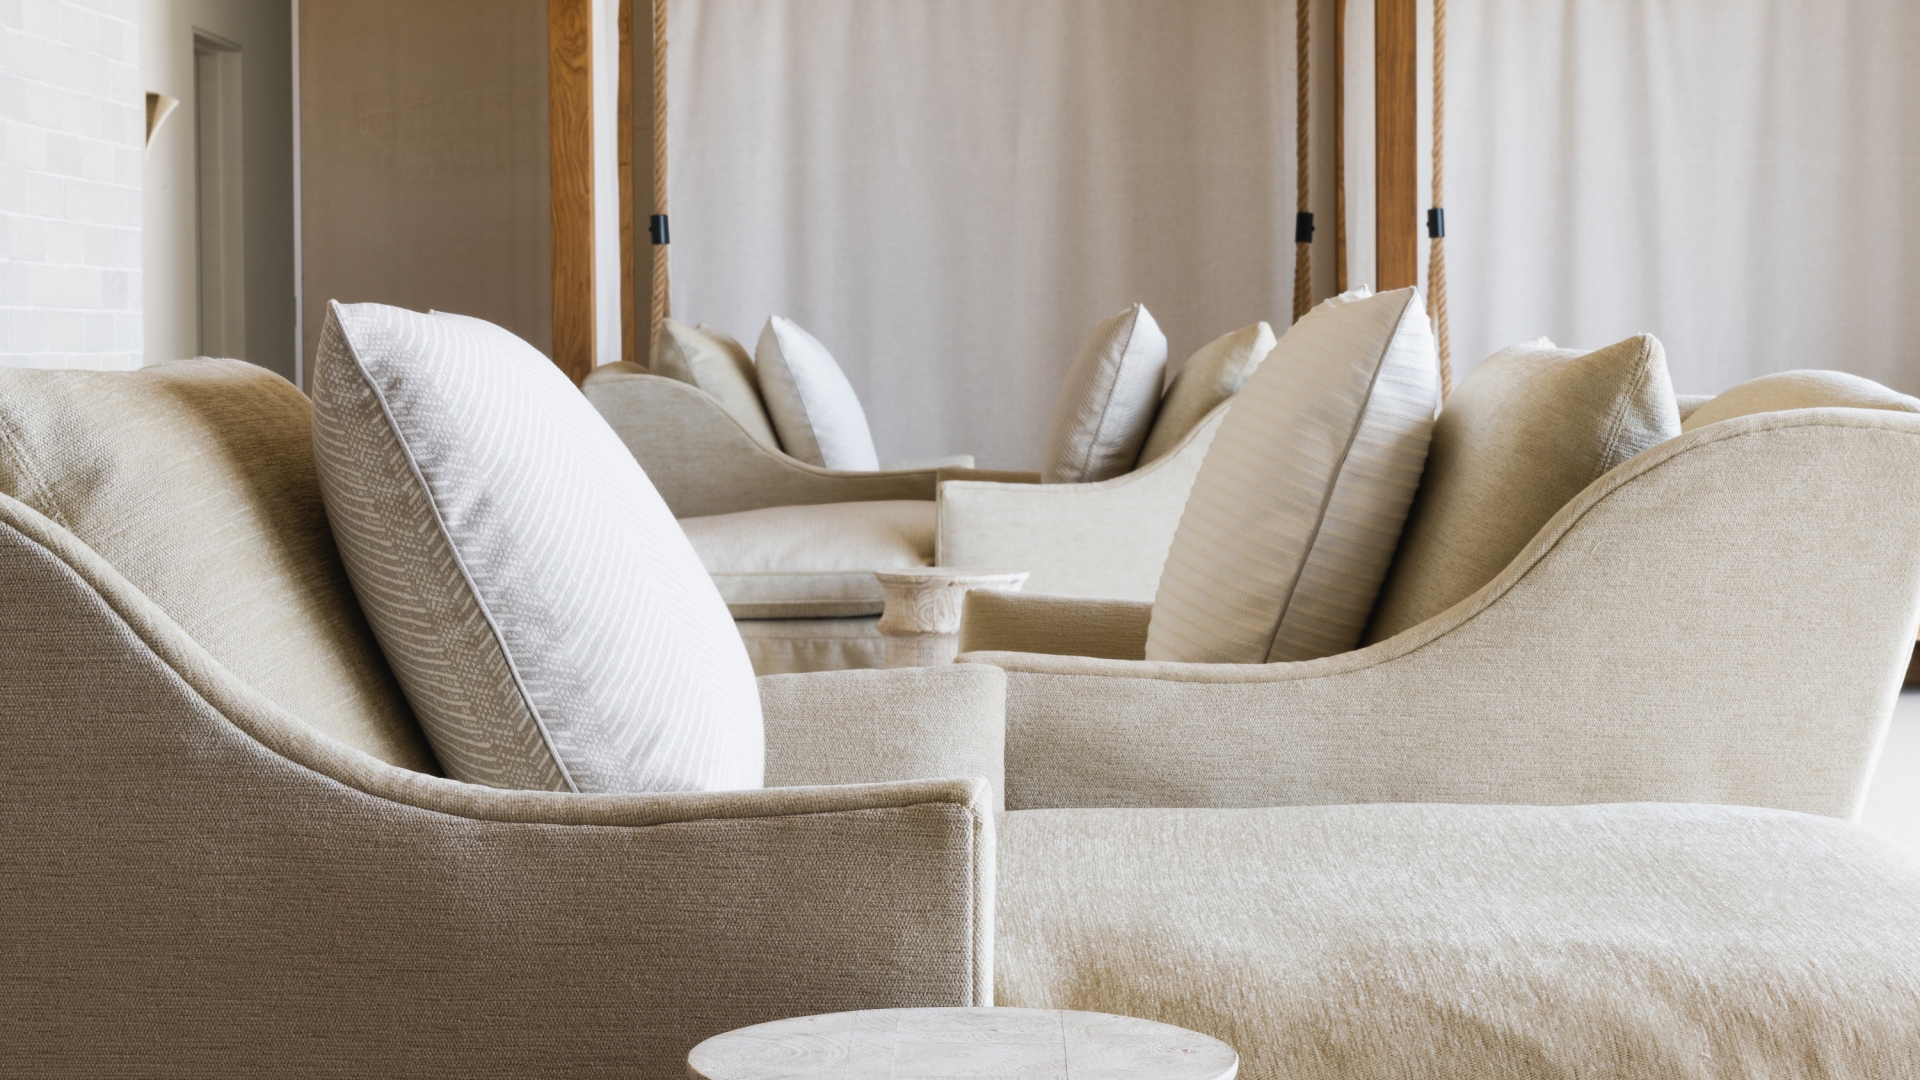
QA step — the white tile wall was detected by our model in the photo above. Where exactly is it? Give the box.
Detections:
[0,0,142,370]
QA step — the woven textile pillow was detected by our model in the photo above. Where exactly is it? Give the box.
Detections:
[652,318,782,448]
[0,358,435,773]
[312,302,764,794]
[754,316,880,470]
[1365,334,1680,643]
[1680,369,1920,432]
[1042,304,1169,483]
[1137,322,1277,465]
[1146,287,1441,664]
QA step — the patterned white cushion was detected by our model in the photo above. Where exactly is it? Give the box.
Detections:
[651,318,782,448]
[1042,304,1169,483]
[311,302,764,793]
[1137,322,1277,465]
[754,316,880,470]
[1146,287,1441,664]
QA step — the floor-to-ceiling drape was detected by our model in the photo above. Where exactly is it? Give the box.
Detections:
[667,0,1336,469]
[1445,0,1920,395]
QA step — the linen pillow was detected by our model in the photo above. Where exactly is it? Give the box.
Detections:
[1680,369,1920,431]
[651,318,782,448]
[1136,321,1277,465]
[1146,287,1441,664]
[1365,334,1680,643]
[0,358,436,773]
[755,316,881,470]
[312,301,764,794]
[1042,304,1169,483]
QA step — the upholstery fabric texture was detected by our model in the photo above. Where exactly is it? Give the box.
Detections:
[997,803,1920,1080]
[756,316,881,471]
[0,491,992,1076]
[1682,368,1920,431]
[1675,393,1712,422]
[0,358,433,772]
[1367,333,1680,643]
[1147,286,1441,663]
[1041,304,1169,483]
[940,404,1229,600]
[761,666,1007,810]
[959,589,1153,660]
[585,367,941,518]
[680,500,934,618]
[311,302,763,793]
[650,318,782,449]
[1136,322,1275,465]
[968,410,1920,817]
[736,616,886,675]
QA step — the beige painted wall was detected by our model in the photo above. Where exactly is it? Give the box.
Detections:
[298,0,552,379]
[142,0,296,378]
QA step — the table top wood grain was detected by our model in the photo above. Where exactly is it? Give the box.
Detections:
[687,1007,1238,1080]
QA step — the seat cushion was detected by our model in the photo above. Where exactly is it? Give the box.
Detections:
[755,316,881,471]
[1137,322,1275,466]
[312,302,763,794]
[680,500,936,619]
[1682,369,1920,431]
[650,318,783,448]
[1146,287,1441,663]
[1366,334,1680,642]
[0,358,435,773]
[1042,304,1169,484]
[998,802,1920,1080]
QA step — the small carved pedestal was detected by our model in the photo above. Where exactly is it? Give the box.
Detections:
[874,568,1029,668]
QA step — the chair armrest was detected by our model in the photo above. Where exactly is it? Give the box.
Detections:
[937,468,1044,485]
[936,403,1227,598]
[958,590,1151,660]
[761,665,1006,810]
[963,410,1920,819]
[584,365,941,517]
[0,497,994,1076]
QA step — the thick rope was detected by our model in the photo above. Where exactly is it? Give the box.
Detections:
[650,0,671,350]
[1428,0,1452,396]
[1292,0,1313,323]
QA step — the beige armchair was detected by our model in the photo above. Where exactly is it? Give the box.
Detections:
[10,373,1920,1076]
[958,408,1920,815]
[585,365,1227,670]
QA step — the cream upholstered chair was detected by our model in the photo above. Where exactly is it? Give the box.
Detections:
[584,364,1230,670]
[12,358,1920,1077]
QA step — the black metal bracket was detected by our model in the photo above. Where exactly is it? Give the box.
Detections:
[649,214,671,245]
[1294,211,1315,244]
[1426,207,1445,239]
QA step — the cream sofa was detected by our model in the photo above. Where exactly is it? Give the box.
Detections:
[8,374,1920,1076]
[585,364,1226,672]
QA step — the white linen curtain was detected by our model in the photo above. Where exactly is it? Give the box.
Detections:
[1445,0,1920,395]
[667,0,1334,469]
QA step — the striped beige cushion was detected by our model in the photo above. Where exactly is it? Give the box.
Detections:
[312,302,764,793]
[1042,304,1169,483]
[1146,287,1441,663]
[755,316,880,470]
[1137,322,1276,466]
[651,318,782,449]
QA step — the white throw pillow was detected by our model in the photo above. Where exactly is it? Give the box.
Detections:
[754,316,881,470]
[1042,304,1169,483]
[1146,287,1442,664]
[1680,369,1920,431]
[312,301,764,794]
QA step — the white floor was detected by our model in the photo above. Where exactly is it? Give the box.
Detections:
[1861,690,1920,859]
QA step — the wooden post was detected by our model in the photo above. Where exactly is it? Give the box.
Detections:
[1374,0,1419,291]
[548,0,595,384]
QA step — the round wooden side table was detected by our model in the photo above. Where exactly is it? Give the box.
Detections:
[874,568,1029,668]
[688,1007,1238,1080]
